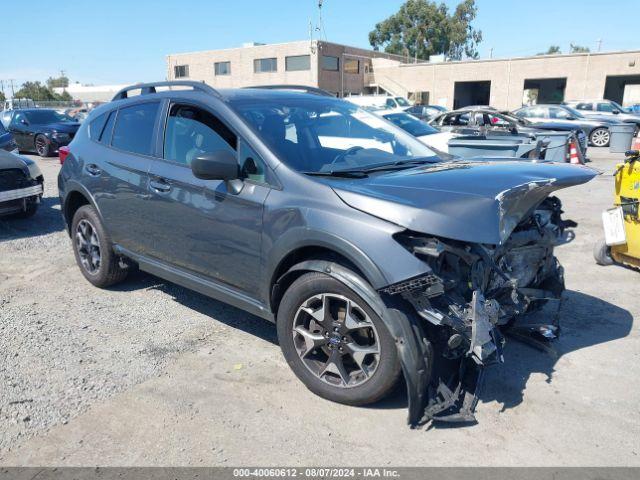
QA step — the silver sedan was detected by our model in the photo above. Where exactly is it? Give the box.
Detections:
[512,104,625,147]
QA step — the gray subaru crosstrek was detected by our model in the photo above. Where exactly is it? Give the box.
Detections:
[58,81,596,426]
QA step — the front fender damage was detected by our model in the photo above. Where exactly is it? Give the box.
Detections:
[379,195,570,427]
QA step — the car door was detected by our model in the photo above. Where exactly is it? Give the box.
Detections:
[147,101,270,295]
[8,112,31,150]
[89,101,161,256]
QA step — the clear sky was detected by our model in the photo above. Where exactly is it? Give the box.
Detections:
[1,0,637,89]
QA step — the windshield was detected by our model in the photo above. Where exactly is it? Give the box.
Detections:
[230,95,439,173]
[395,97,410,107]
[562,106,584,118]
[382,113,438,137]
[610,100,626,111]
[24,110,72,124]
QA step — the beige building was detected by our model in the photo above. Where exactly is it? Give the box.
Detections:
[166,41,640,110]
[166,40,408,97]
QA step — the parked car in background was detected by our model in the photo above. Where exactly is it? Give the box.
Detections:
[346,94,411,113]
[0,149,43,218]
[429,108,584,162]
[3,108,80,157]
[564,100,640,137]
[404,104,448,121]
[0,122,19,154]
[59,81,597,426]
[625,104,640,114]
[513,104,623,147]
[65,107,90,123]
[379,111,439,142]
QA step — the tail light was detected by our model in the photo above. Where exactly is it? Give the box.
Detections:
[59,146,70,165]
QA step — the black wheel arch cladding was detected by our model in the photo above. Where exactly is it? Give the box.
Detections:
[276,259,432,426]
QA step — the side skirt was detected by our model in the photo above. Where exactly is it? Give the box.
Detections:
[114,246,274,322]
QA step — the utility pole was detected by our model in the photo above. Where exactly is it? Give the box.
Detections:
[596,38,602,52]
[489,47,494,59]
[9,79,15,97]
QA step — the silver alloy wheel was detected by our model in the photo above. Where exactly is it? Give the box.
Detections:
[75,219,101,274]
[590,128,610,147]
[35,136,48,156]
[292,293,380,388]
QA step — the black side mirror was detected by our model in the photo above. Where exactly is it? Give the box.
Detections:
[613,110,621,115]
[191,150,238,181]
[20,118,29,125]
[566,116,577,121]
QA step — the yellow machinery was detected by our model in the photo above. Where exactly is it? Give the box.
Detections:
[595,150,640,268]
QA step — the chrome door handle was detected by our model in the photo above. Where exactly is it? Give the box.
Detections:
[149,178,171,193]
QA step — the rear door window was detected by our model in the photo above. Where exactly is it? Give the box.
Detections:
[576,102,593,111]
[112,102,160,155]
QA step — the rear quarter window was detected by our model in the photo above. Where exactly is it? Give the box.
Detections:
[111,102,160,155]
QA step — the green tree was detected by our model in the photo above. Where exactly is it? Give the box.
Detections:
[368,0,482,61]
[0,90,5,103]
[46,75,69,89]
[537,45,561,55]
[14,81,73,101]
[570,43,590,53]
[14,81,57,101]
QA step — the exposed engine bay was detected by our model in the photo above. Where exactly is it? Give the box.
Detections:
[381,196,571,426]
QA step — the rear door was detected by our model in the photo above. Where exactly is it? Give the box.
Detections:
[147,100,271,295]
[88,101,161,255]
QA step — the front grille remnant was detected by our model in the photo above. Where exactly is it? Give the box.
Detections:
[0,169,28,192]
[380,274,441,295]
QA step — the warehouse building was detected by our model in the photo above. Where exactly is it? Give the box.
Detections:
[166,41,640,110]
[166,40,408,97]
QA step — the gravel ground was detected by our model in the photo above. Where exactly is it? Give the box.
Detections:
[0,151,638,466]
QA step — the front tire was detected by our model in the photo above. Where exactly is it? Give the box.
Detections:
[35,134,51,157]
[277,272,401,406]
[589,127,610,147]
[71,205,129,287]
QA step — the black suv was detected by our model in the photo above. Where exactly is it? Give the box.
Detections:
[59,82,596,426]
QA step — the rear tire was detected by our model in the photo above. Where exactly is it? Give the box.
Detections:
[71,205,129,287]
[594,239,614,266]
[277,271,401,406]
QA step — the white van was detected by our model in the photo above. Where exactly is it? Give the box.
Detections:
[346,95,412,113]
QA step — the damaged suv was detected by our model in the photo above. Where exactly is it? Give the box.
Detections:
[58,82,596,426]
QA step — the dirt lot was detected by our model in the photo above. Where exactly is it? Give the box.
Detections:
[0,150,639,466]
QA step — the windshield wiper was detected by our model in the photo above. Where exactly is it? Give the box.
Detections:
[358,158,439,173]
[304,170,368,178]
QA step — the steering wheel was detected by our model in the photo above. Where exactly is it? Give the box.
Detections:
[330,146,364,166]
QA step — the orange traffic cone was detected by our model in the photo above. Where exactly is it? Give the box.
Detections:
[569,141,582,164]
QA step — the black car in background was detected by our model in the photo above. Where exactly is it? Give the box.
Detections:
[4,109,80,157]
[0,121,19,153]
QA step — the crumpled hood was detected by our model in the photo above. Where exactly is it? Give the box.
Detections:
[329,160,597,245]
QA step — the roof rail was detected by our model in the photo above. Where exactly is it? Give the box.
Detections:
[244,85,335,97]
[111,81,222,101]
